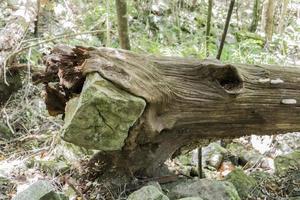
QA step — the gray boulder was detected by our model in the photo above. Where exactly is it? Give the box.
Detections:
[127,185,169,200]
[12,180,54,200]
[40,191,68,200]
[227,143,263,168]
[163,178,240,200]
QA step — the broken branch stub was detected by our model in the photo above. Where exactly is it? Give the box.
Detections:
[41,45,300,176]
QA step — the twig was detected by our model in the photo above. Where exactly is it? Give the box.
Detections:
[2,29,105,83]
[15,29,105,56]
[1,96,14,135]
[2,108,14,135]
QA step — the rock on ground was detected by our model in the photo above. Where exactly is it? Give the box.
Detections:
[12,180,54,200]
[127,185,169,200]
[39,191,68,200]
[163,178,240,200]
[275,150,300,176]
[225,168,257,199]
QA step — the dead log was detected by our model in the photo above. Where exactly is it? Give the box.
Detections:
[41,45,300,178]
[0,0,38,104]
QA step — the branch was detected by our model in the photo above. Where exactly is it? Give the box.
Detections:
[216,0,235,60]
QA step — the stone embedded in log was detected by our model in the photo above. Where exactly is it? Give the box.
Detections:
[62,72,146,150]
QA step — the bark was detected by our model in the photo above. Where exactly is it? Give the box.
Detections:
[249,0,260,32]
[0,0,38,104]
[277,0,289,34]
[115,0,131,50]
[41,45,300,178]
[261,0,275,41]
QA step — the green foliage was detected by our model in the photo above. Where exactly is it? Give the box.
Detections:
[20,0,297,67]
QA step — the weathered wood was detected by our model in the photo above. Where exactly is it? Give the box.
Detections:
[41,45,300,177]
[0,0,37,72]
[0,0,38,104]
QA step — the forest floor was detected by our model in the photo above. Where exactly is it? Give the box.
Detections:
[0,80,299,199]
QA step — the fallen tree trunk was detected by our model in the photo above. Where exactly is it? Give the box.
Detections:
[40,45,300,178]
[0,0,38,104]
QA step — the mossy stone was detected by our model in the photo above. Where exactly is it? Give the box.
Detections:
[62,73,146,150]
[275,150,300,177]
[225,168,257,199]
[127,185,169,200]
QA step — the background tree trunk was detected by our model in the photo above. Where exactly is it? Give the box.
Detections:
[261,0,275,41]
[249,0,260,32]
[206,0,213,57]
[41,46,300,179]
[115,0,131,50]
[34,0,41,37]
[277,0,289,34]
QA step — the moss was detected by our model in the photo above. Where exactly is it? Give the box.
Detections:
[163,178,240,200]
[0,123,12,139]
[275,150,300,177]
[223,181,241,200]
[62,73,146,150]
[225,168,257,199]
[127,185,169,200]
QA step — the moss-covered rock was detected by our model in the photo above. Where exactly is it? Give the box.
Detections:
[39,191,68,200]
[227,143,262,168]
[177,153,193,166]
[0,122,12,139]
[203,142,227,169]
[225,168,257,199]
[62,73,146,150]
[163,178,240,200]
[274,150,300,177]
[12,180,54,200]
[127,185,169,200]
